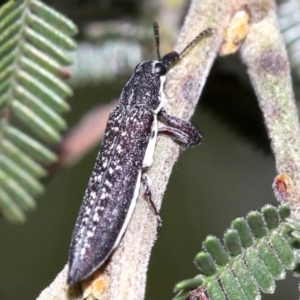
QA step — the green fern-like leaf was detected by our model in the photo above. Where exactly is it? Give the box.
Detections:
[173,205,300,300]
[0,0,77,222]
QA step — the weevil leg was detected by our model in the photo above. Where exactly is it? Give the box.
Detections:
[142,173,162,231]
[158,108,202,149]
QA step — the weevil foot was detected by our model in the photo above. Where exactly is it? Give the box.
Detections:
[158,108,202,148]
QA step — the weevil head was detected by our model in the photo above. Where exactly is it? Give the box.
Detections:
[120,23,212,110]
[120,59,168,110]
[119,50,181,110]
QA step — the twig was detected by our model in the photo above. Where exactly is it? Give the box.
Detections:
[239,0,300,216]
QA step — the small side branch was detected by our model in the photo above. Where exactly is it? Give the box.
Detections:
[239,0,300,216]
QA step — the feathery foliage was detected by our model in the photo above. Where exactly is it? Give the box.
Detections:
[0,0,77,222]
[69,40,141,86]
[173,205,300,300]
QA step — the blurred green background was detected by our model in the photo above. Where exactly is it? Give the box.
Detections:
[0,0,299,299]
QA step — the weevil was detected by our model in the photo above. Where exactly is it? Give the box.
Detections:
[68,23,212,285]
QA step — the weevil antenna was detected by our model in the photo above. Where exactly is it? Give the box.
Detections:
[161,28,212,67]
[153,22,161,60]
[178,28,212,58]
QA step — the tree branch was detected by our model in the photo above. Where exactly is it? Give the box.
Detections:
[239,0,300,216]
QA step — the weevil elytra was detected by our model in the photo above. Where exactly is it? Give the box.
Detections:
[68,23,212,285]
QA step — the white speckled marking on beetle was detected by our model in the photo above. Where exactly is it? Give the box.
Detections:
[67,23,212,285]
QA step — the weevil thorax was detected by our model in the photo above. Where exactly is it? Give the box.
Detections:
[119,60,166,112]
